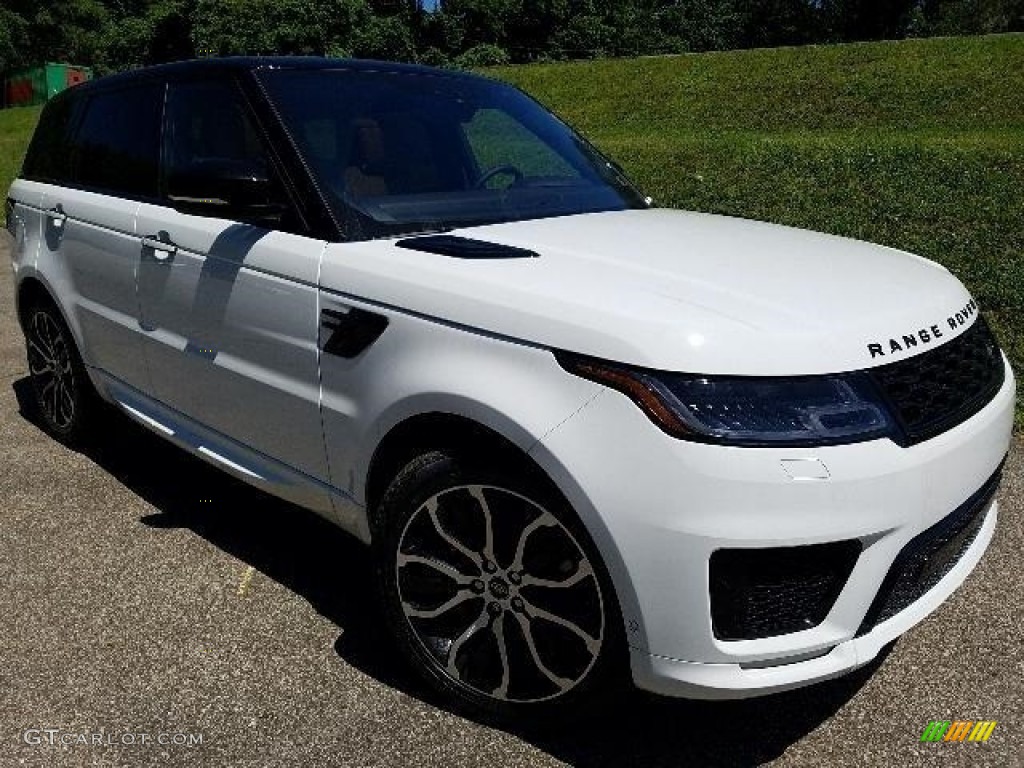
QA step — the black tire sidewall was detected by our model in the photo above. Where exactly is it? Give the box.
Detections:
[373,449,625,722]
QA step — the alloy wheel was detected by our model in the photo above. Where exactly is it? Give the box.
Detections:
[395,484,605,703]
[26,309,76,431]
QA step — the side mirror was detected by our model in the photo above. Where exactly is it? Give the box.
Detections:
[166,159,286,223]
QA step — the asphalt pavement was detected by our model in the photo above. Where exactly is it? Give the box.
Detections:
[0,232,1021,767]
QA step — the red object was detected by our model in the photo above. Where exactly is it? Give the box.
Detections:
[6,77,35,107]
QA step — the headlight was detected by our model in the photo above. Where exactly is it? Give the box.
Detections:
[558,353,897,446]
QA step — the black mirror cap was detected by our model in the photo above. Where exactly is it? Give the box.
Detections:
[166,159,285,223]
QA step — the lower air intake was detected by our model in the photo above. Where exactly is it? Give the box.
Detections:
[856,462,1003,636]
[710,540,861,641]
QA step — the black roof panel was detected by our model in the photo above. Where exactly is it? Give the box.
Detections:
[73,57,490,93]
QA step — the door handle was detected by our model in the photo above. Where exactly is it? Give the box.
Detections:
[46,206,67,228]
[141,234,177,261]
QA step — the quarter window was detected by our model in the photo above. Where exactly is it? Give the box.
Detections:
[22,94,78,184]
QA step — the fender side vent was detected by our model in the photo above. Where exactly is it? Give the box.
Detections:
[321,307,388,358]
[395,235,538,260]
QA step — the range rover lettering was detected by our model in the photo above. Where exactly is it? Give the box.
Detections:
[6,58,1015,718]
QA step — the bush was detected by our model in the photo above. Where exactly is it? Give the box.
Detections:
[454,43,510,69]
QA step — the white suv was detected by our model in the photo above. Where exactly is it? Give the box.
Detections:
[6,57,1015,718]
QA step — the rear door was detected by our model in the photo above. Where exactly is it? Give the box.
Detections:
[7,94,78,277]
[134,77,330,484]
[36,83,164,394]
[7,180,48,273]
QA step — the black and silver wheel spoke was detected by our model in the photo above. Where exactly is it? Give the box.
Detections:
[509,511,559,573]
[445,607,492,680]
[521,596,601,655]
[396,484,604,703]
[406,590,479,620]
[510,609,574,693]
[520,560,594,590]
[57,380,74,426]
[37,360,60,424]
[397,552,475,586]
[491,612,511,699]
[426,497,483,569]
[468,486,498,568]
[27,337,55,374]
[51,378,63,422]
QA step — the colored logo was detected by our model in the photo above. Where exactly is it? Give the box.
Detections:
[920,720,997,742]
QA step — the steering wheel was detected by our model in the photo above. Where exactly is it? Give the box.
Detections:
[475,164,524,189]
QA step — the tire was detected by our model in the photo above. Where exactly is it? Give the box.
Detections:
[373,449,624,721]
[22,298,98,446]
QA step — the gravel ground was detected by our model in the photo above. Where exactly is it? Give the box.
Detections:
[0,232,1021,767]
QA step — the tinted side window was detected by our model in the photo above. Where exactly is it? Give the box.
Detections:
[163,79,299,229]
[22,94,78,184]
[164,80,271,181]
[71,84,164,198]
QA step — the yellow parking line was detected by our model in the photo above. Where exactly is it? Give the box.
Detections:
[236,566,255,597]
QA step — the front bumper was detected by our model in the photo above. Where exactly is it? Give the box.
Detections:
[530,357,1015,699]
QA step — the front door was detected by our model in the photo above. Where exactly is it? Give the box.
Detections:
[135,78,330,484]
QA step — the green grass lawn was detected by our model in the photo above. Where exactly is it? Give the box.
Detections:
[1,34,1021,426]
[0,104,40,202]
[491,33,1023,427]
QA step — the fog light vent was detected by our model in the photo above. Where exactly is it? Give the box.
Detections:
[710,541,861,640]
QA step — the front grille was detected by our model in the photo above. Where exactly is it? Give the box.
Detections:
[856,462,1004,636]
[867,318,1005,445]
[710,541,861,640]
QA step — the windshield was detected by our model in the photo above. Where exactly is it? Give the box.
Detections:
[257,68,647,240]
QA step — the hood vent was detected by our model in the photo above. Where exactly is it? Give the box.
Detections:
[395,235,538,260]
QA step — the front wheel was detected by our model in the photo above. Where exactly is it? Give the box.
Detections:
[374,450,621,720]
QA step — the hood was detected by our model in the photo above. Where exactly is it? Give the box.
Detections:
[320,208,977,375]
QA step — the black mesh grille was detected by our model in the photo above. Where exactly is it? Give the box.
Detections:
[710,541,861,640]
[856,462,1003,636]
[867,318,1005,445]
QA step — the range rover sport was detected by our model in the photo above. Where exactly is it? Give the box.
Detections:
[6,57,1015,718]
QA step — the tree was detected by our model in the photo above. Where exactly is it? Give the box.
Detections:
[554,14,615,57]
[820,0,918,41]
[655,0,744,53]
[736,0,820,48]
[101,1,195,70]
[440,0,520,48]
[352,13,418,60]
[4,0,1024,81]
[454,42,511,66]
[914,0,1024,35]
[192,0,371,57]
[4,0,110,69]
[0,9,29,73]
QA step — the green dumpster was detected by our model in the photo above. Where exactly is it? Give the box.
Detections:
[4,63,92,108]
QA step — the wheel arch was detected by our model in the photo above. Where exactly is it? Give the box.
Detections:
[16,271,108,401]
[365,411,539,537]
[363,407,641,660]
[16,274,59,331]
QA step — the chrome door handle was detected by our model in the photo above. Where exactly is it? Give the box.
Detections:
[141,235,177,261]
[46,206,67,228]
